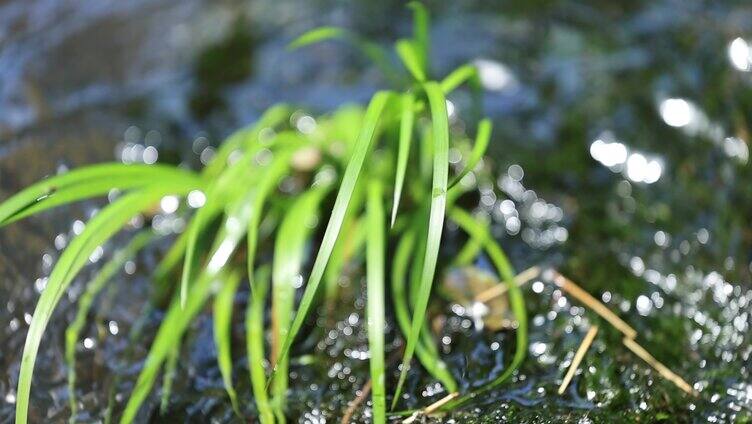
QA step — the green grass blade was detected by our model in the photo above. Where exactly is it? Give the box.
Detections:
[123,218,249,422]
[366,179,386,424]
[159,343,180,414]
[439,64,480,94]
[180,199,216,308]
[0,163,201,226]
[445,207,528,409]
[391,82,449,409]
[323,227,348,315]
[408,213,428,307]
[155,154,267,292]
[407,1,430,74]
[103,302,154,424]
[122,174,262,422]
[269,91,390,387]
[392,229,417,326]
[181,146,266,307]
[213,271,243,416]
[6,179,154,226]
[152,229,190,284]
[65,230,154,422]
[395,39,426,82]
[187,138,305,301]
[323,183,366,313]
[96,305,146,423]
[288,26,347,50]
[203,104,292,179]
[270,186,329,415]
[418,122,434,182]
[441,63,484,121]
[323,217,365,310]
[247,151,294,292]
[120,270,234,423]
[404,217,443,359]
[289,27,400,85]
[390,93,415,228]
[15,181,197,424]
[392,230,457,393]
[246,266,274,424]
[453,227,485,267]
[448,118,492,190]
[151,214,221,305]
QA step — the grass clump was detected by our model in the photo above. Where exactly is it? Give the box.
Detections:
[0,3,527,422]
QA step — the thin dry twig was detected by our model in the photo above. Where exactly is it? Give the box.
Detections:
[402,392,459,424]
[342,379,372,424]
[552,272,637,339]
[474,265,697,400]
[623,337,698,396]
[558,325,599,395]
[475,266,541,303]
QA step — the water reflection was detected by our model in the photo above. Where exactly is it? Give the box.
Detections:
[493,165,567,249]
[590,133,663,184]
[659,98,695,128]
[728,38,752,72]
[474,59,516,92]
[658,97,749,163]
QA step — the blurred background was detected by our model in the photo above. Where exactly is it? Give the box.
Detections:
[1,0,751,422]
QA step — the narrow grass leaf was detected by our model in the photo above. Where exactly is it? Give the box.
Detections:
[152,230,190,285]
[391,93,415,227]
[271,187,329,415]
[366,180,386,423]
[181,147,264,307]
[213,271,243,416]
[408,212,428,307]
[441,63,484,121]
[158,144,288,298]
[289,27,400,85]
[418,122,434,183]
[15,181,197,424]
[444,207,527,409]
[178,134,302,287]
[122,175,262,422]
[439,64,480,94]
[448,118,492,190]
[180,197,219,307]
[392,82,449,409]
[159,343,180,414]
[453,227,485,267]
[407,2,430,73]
[103,302,155,424]
[203,104,292,179]
[323,184,366,312]
[392,229,457,392]
[246,266,274,424]
[406,218,444,358]
[269,91,390,387]
[288,26,346,49]
[65,230,154,421]
[0,164,201,226]
[395,39,426,82]
[120,270,233,423]
[323,224,348,314]
[247,151,294,292]
[324,216,367,311]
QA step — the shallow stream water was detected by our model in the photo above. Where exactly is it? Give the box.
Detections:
[1,0,751,422]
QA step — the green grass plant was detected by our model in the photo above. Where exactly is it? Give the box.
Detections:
[0,4,528,423]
